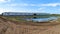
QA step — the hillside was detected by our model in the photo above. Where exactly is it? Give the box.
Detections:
[0,16,60,34]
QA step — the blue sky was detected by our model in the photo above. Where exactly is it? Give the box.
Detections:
[0,0,60,14]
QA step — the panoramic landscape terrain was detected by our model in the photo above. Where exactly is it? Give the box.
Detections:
[0,13,60,34]
[0,0,60,34]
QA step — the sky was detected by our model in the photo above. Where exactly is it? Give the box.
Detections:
[0,0,60,14]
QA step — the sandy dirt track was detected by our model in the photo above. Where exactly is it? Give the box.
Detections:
[0,16,60,34]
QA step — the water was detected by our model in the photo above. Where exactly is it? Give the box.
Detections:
[25,17,58,22]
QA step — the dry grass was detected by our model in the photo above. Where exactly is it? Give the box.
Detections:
[0,16,60,34]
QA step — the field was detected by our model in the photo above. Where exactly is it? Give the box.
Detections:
[0,15,60,34]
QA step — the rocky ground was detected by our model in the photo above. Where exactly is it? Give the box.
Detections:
[0,16,60,34]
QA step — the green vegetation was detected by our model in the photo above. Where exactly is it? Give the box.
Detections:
[1,14,60,22]
[3,16,27,22]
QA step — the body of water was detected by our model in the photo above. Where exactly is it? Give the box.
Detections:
[25,17,58,22]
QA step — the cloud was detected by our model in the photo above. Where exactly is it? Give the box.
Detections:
[0,0,12,3]
[0,8,15,14]
[0,8,30,14]
[6,3,29,7]
[40,3,60,7]
[6,3,60,7]
[29,3,60,7]
[0,8,6,14]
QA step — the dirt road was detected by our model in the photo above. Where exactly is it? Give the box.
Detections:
[0,16,60,34]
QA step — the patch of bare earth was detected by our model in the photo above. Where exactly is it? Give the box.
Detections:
[0,16,60,34]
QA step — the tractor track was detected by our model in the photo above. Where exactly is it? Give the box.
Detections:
[0,16,60,34]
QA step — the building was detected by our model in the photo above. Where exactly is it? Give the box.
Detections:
[2,12,50,16]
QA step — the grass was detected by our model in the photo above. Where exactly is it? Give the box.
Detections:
[1,14,60,23]
[2,15,59,21]
[0,15,60,34]
[1,15,59,24]
[2,15,51,22]
[3,16,26,22]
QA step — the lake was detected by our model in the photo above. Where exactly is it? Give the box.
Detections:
[25,17,58,22]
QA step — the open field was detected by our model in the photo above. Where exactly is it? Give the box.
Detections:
[0,16,60,34]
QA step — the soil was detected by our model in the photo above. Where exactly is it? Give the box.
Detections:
[0,16,60,34]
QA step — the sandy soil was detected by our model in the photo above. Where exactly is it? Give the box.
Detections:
[0,16,60,34]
